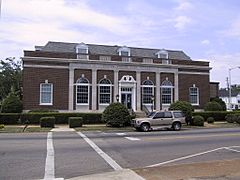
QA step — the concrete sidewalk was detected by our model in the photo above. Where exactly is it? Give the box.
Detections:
[68,159,240,180]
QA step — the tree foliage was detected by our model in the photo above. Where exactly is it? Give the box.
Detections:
[204,101,222,111]
[1,91,23,113]
[0,57,22,102]
[210,97,226,111]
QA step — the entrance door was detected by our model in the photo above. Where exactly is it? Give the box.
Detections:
[121,93,132,109]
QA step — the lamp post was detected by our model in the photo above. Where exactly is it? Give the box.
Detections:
[228,66,240,110]
[151,95,154,112]
[116,94,119,102]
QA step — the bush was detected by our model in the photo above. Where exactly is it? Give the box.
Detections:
[235,114,240,125]
[1,92,22,113]
[169,101,194,125]
[225,114,235,123]
[210,97,226,111]
[204,101,222,111]
[102,102,131,127]
[0,113,21,124]
[21,113,102,124]
[68,117,83,128]
[193,111,228,121]
[193,115,204,126]
[207,117,214,124]
[28,109,59,113]
[40,117,55,128]
[0,124,4,129]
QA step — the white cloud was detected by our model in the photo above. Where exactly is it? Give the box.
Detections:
[174,16,192,30]
[201,39,210,45]
[221,18,240,39]
[175,1,193,11]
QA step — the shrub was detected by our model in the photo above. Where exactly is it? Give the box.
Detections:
[1,92,22,113]
[0,113,21,124]
[68,117,83,128]
[235,114,240,125]
[193,115,204,126]
[225,114,235,123]
[207,117,214,124]
[40,117,55,128]
[169,101,194,125]
[193,111,230,121]
[28,109,59,113]
[0,124,4,129]
[21,113,102,124]
[210,97,226,111]
[102,102,131,127]
[204,101,222,111]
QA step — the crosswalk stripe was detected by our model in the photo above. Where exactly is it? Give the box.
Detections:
[125,137,141,141]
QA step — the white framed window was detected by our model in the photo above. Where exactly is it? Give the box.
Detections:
[99,78,112,105]
[76,77,90,105]
[76,43,89,59]
[142,79,154,104]
[161,79,173,105]
[162,59,172,64]
[99,56,111,61]
[156,49,168,59]
[40,83,53,105]
[189,85,199,105]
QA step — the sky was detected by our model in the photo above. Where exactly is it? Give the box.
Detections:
[0,0,240,88]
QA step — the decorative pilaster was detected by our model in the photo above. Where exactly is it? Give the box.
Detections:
[156,72,161,110]
[92,69,97,111]
[136,71,141,111]
[174,71,179,101]
[68,67,74,111]
[114,70,119,102]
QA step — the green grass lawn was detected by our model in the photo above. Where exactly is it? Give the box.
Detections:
[0,125,51,133]
[74,125,134,132]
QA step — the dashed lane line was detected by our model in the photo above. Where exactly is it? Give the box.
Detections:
[125,137,141,141]
[77,132,123,171]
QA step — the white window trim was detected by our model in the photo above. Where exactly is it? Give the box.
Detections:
[189,87,199,105]
[76,83,90,105]
[161,86,174,105]
[40,83,53,105]
[98,79,113,105]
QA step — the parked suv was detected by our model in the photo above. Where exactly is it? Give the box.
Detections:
[131,111,185,132]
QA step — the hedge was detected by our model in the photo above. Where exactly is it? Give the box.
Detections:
[68,117,83,128]
[0,113,21,124]
[40,117,55,128]
[193,111,240,121]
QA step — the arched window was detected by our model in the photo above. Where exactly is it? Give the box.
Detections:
[161,79,173,105]
[76,77,89,104]
[142,79,154,104]
[99,78,112,104]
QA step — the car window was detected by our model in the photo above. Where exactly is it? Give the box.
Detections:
[173,112,184,118]
[164,112,172,118]
[153,112,164,118]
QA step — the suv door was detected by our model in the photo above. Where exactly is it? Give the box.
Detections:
[160,111,173,125]
[152,112,164,126]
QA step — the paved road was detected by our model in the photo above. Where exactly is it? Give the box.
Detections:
[0,128,240,179]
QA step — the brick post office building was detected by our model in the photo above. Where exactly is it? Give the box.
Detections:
[22,41,211,112]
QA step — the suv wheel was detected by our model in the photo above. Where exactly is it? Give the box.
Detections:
[141,123,150,132]
[172,122,181,131]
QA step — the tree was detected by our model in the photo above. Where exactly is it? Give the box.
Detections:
[1,90,23,113]
[0,57,22,102]
[169,101,194,125]
[210,97,226,111]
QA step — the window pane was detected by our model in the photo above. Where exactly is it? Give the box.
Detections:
[77,85,88,104]
[189,87,198,104]
[99,86,111,104]
[142,87,153,104]
[41,84,52,104]
[162,87,172,104]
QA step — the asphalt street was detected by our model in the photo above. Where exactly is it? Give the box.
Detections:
[0,127,240,179]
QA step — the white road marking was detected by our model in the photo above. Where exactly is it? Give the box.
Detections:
[224,147,240,153]
[125,137,141,141]
[77,132,123,171]
[147,147,224,167]
[44,132,55,179]
[116,133,126,136]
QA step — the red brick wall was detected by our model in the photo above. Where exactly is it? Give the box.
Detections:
[23,67,69,110]
[179,74,210,108]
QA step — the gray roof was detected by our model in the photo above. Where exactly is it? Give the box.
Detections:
[219,89,240,97]
[40,41,191,60]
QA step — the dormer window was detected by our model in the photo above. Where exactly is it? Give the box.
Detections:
[76,43,89,59]
[117,46,131,62]
[117,46,131,56]
[156,49,168,59]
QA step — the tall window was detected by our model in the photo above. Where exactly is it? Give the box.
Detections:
[40,83,53,105]
[76,77,89,104]
[142,79,154,104]
[161,79,173,105]
[99,78,112,104]
[189,85,199,105]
